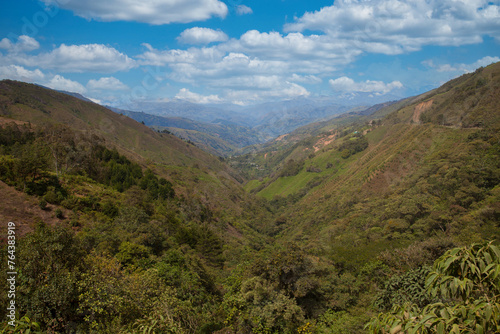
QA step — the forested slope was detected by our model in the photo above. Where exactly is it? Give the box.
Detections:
[0,80,274,332]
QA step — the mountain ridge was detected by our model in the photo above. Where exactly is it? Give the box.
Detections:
[0,79,270,233]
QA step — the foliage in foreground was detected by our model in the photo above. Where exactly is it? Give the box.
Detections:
[366,241,500,333]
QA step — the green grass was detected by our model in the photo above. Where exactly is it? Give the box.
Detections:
[257,172,318,199]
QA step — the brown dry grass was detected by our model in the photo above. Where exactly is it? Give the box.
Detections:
[0,181,65,240]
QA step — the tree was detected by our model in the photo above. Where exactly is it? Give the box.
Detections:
[17,223,84,331]
[366,241,500,333]
[223,276,305,333]
[44,124,76,176]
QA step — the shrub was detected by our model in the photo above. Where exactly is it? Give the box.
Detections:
[366,241,500,333]
[55,208,64,219]
[38,198,47,210]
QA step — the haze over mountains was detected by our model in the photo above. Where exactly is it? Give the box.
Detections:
[105,93,402,156]
[119,92,402,128]
[37,78,404,157]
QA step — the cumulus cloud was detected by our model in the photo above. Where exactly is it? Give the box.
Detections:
[236,5,253,15]
[175,88,223,104]
[0,65,45,82]
[289,73,322,84]
[139,31,358,80]
[0,35,40,53]
[174,76,310,104]
[40,0,228,24]
[46,74,87,94]
[138,46,288,81]
[87,76,129,90]
[0,64,87,95]
[285,0,500,54]
[137,40,321,103]
[177,27,228,44]
[223,81,310,104]
[426,56,500,73]
[134,0,500,103]
[9,43,136,73]
[329,76,403,95]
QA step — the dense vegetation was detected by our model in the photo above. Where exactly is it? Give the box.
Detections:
[367,242,500,333]
[0,62,499,333]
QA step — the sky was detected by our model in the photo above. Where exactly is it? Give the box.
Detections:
[0,0,499,107]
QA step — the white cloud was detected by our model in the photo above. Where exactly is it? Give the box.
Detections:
[0,64,87,94]
[41,0,228,24]
[236,5,253,15]
[46,74,87,94]
[14,43,136,73]
[0,65,45,82]
[137,39,322,103]
[329,76,403,95]
[285,0,500,54]
[223,81,310,104]
[470,56,500,70]
[87,97,103,104]
[174,76,310,104]
[175,88,222,104]
[424,56,500,73]
[0,35,40,53]
[134,0,500,104]
[87,76,129,90]
[289,73,322,84]
[139,46,289,80]
[177,27,228,45]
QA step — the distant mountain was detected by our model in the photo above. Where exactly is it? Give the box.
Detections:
[243,98,354,138]
[55,90,94,103]
[122,99,248,125]
[108,107,268,156]
[117,97,363,154]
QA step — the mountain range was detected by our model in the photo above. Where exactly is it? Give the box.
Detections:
[106,98,380,156]
[0,62,499,333]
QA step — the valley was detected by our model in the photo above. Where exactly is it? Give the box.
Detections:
[0,62,499,333]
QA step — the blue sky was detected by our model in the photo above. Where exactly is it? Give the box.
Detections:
[0,0,499,106]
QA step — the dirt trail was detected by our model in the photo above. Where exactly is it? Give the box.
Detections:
[313,132,337,152]
[412,100,433,123]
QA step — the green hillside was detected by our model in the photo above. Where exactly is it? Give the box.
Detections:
[232,62,500,331]
[0,80,255,211]
[0,79,273,255]
[0,81,222,168]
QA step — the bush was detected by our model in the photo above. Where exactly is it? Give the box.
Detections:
[38,198,47,210]
[55,208,64,219]
[338,136,368,159]
[366,241,500,333]
[279,159,305,177]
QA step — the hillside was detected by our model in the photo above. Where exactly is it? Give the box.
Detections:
[0,81,222,169]
[239,62,500,256]
[0,80,273,243]
[229,100,401,179]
